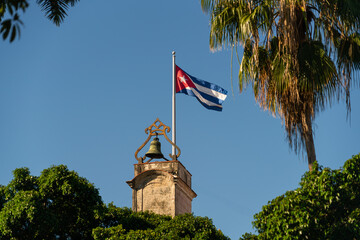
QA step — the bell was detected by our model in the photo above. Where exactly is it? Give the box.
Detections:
[145,136,164,159]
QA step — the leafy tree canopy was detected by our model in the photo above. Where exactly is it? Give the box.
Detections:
[240,153,360,240]
[0,165,103,239]
[0,0,80,42]
[0,165,229,240]
[93,204,229,240]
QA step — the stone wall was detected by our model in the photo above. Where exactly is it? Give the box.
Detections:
[127,160,196,217]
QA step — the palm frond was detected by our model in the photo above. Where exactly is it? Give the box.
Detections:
[336,33,360,71]
[0,0,28,42]
[200,0,216,13]
[298,41,338,91]
[36,0,79,26]
[209,0,251,50]
[335,0,360,29]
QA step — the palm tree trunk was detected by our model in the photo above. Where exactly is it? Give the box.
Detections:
[303,113,316,171]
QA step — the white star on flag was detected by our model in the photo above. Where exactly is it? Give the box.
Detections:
[179,75,187,84]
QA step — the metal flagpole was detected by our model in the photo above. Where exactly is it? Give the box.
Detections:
[172,51,176,159]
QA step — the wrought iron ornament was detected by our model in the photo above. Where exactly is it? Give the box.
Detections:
[135,118,181,163]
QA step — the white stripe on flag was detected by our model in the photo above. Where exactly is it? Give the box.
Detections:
[184,86,223,108]
[193,82,227,101]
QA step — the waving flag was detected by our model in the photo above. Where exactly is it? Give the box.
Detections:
[175,65,228,111]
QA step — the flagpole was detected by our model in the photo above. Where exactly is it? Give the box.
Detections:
[172,51,176,159]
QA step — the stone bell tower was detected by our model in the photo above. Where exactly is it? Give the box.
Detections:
[126,119,196,217]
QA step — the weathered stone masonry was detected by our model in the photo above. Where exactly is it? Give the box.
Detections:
[127,160,197,217]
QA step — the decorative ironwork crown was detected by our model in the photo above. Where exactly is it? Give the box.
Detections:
[134,118,181,164]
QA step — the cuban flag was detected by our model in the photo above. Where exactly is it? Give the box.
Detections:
[175,65,228,111]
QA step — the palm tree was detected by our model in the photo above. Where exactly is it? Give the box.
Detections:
[201,0,360,171]
[1,0,79,42]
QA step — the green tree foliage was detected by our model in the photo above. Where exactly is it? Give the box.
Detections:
[241,153,360,239]
[99,204,172,231]
[0,166,229,239]
[0,0,80,42]
[0,165,103,239]
[201,0,360,171]
[239,232,258,240]
[93,205,229,240]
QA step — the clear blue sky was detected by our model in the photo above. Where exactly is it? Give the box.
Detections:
[0,1,359,239]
